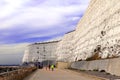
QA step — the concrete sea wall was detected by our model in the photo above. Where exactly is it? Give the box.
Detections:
[56,62,70,69]
[70,57,120,76]
[0,67,36,80]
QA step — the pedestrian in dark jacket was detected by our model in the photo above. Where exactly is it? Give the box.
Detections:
[48,64,51,70]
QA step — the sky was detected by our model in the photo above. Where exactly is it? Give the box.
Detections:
[0,0,90,65]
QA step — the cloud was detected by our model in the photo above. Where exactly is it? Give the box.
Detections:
[0,4,86,29]
[0,0,90,44]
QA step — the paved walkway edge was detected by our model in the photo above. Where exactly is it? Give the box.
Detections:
[65,69,109,80]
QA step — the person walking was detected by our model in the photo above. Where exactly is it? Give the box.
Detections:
[48,64,51,70]
[50,64,54,71]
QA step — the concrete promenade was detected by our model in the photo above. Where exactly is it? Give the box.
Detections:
[23,68,106,80]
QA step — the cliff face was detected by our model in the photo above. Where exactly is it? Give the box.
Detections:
[57,0,120,61]
[23,0,120,63]
[56,31,75,62]
[73,0,120,61]
[22,41,59,63]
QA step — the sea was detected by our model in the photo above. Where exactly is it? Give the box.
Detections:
[0,64,20,73]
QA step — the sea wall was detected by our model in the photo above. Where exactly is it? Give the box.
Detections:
[0,67,36,80]
[70,57,120,76]
[56,62,70,69]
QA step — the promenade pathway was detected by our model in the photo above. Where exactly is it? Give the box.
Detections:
[23,68,106,80]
